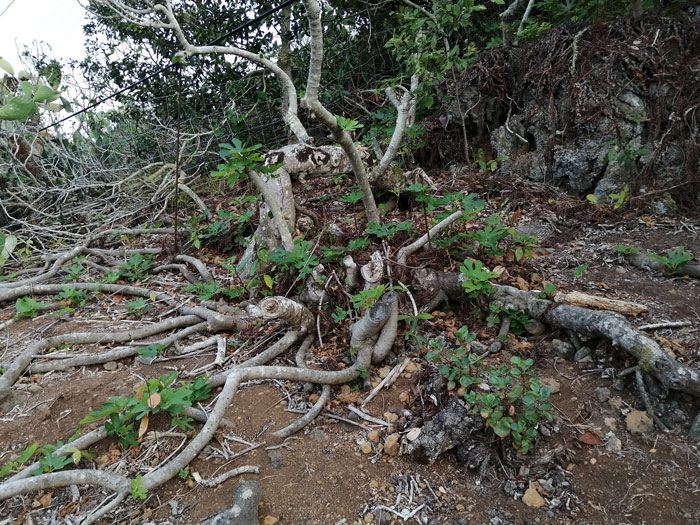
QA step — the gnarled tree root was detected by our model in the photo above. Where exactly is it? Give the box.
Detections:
[414,269,700,431]
[0,292,401,522]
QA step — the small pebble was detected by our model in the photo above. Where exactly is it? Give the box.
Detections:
[360,442,373,454]
[103,361,118,371]
[383,412,399,423]
[404,361,419,373]
[367,430,380,443]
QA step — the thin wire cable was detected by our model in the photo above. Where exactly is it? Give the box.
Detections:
[0,0,17,18]
[39,0,297,132]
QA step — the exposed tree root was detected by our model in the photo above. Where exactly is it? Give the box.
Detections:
[0,287,401,521]
[0,315,202,402]
[0,282,175,305]
[414,270,700,430]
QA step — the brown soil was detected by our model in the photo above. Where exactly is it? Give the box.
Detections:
[1,172,699,525]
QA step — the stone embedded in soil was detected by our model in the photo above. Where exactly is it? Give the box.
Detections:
[267,449,283,469]
[103,361,118,371]
[522,487,546,507]
[398,391,411,404]
[383,411,399,423]
[405,361,419,373]
[378,366,392,378]
[384,433,400,456]
[28,384,42,393]
[309,428,328,442]
[263,517,278,525]
[524,319,546,335]
[574,346,593,362]
[551,339,575,360]
[360,441,373,454]
[595,386,611,403]
[605,435,622,452]
[626,410,654,434]
[364,512,375,523]
[367,430,381,442]
[540,377,560,394]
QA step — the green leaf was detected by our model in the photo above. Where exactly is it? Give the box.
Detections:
[0,95,37,121]
[0,234,17,269]
[33,85,58,103]
[15,297,49,318]
[59,96,72,112]
[0,57,15,75]
[263,274,274,289]
[20,81,33,96]
[586,194,598,204]
[492,416,513,437]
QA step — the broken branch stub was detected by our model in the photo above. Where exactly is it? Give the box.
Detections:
[257,296,314,333]
[361,251,384,290]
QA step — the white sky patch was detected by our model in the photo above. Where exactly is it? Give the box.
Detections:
[0,0,88,70]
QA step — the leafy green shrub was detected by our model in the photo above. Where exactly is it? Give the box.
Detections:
[63,263,86,282]
[57,287,87,307]
[80,372,211,448]
[613,244,641,255]
[118,254,153,282]
[183,281,243,301]
[15,297,50,318]
[426,343,552,454]
[649,246,694,275]
[459,259,498,298]
[267,239,320,280]
[126,297,150,318]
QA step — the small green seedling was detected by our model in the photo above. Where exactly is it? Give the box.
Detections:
[614,245,641,255]
[649,246,693,275]
[15,297,50,318]
[459,259,498,298]
[573,264,588,279]
[538,283,557,299]
[126,297,150,318]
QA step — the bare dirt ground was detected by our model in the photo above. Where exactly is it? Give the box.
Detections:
[1,171,699,525]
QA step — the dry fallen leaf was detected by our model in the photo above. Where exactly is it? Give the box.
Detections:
[578,431,604,446]
[147,392,161,409]
[138,414,149,439]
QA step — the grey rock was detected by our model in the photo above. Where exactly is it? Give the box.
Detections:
[573,346,593,362]
[552,140,606,195]
[538,479,554,494]
[267,449,283,469]
[470,341,489,355]
[405,397,480,464]
[688,412,700,442]
[309,428,328,442]
[551,339,575,360]
[523,319,546,336]
[201,481,261,525]
[103,361,118,371]
[594,387,611,403]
